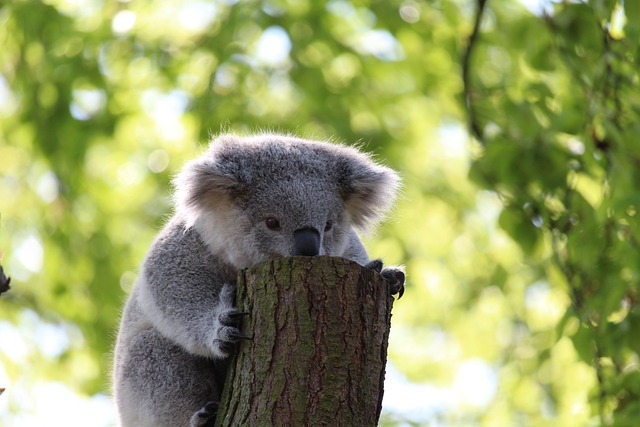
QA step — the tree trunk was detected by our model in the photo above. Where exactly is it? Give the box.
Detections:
[214,256,395,427]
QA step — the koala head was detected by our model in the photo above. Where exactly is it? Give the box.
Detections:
[174,133,400,269]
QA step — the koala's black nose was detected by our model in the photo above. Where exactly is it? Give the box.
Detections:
[293,227,320,256]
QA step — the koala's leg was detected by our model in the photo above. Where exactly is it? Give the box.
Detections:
[115,328,220,427]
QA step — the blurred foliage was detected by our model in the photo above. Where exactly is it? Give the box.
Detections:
[465,0,640,425]
[0,0,638,426]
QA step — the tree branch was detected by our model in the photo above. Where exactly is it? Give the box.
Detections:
[462,0,488,142]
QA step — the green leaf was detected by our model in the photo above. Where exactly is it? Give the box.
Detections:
[498,207,540,255]
[571,324,595,364]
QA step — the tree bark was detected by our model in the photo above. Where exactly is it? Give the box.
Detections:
[214,256,395,427]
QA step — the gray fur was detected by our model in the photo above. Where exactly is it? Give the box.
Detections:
[113,133,402,426]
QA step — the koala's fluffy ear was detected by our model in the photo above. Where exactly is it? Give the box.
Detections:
[337,152,401,231]
[173,138,245,225]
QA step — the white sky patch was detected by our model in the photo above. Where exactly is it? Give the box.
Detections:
[0,74,17,116]
[0,322,29,362]
[452,359,498,408]
[70,89,106,121]
[326,0,404,61]
[46,0,103,19]
[475,190,503,230]
[525,281,552,309]
[383,363,449,421]
[438,123,469,159]
[178,1,218,32]
[36,171,60,203]
[142,89,189,116]
[0,316,101,426]
[14,235,43,273]
[354,29,405,61]
[20,310,75,358]
[254,26,292,67]
[525,280,568,327]
[141,89,189,141]
[518,0,556,15]
[112,10,136,34]
[1,311,79,364]
[384,358,498,421]
[0,382,114,427]
[214,63,237,88]
[0,362,8,409]
[34,323,71,358]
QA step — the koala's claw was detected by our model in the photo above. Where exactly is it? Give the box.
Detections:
[381,267,405,299]
[214,328,250,356]
[228,331,252,341]
[213,297,250,357]
[204,401,218,412]
[227,311,250,319]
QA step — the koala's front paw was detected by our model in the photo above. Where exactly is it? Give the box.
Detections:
[365,259,384,273]
[214,309,250,357]
[211,284,251,358]
[190,400,218,427]
[381,267,405,299]
[366,259,406,299]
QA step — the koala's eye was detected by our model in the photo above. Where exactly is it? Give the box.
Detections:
[324,220,333,232]
[265,217,281,231]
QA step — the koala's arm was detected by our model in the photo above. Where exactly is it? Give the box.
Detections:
[342,227,406,298]
[341,227,371,266]
[136,218,242,359]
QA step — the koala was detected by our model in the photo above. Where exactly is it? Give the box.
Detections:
[113,133,405,427]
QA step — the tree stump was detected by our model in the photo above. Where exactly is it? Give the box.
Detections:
[214,256,395,427]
